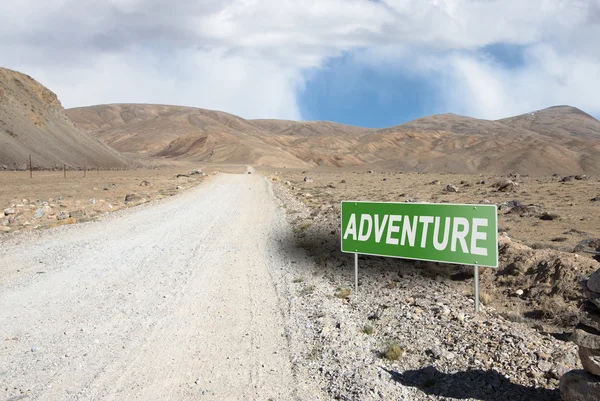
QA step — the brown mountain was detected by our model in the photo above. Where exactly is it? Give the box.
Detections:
[0,67,130,170]
[67,104,312,168]
[67,103,600,175]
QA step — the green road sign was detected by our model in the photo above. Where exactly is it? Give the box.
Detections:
[341,201,498,268]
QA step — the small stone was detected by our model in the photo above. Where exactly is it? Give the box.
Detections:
[560,370,600,401]
[430,180,440,185]
[496,179,516,192]
[516,289,524,296]
[284,181,291,186]
[124,194,142,203]
[0,226,10,232]
[591,197,600,202]
[89,198,96,205]
[140,180,152,186]
[303,177,313,183]
[579,346,600,376]
[57,211,70,221]
[33,208,45,219]
[540,212,561,221]
[70,210,86,219]
[571,324,600,349]
[444,184,458,193]
[3,208,15,216]
[538,360,552,372]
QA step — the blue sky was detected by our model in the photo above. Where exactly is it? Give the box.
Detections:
[1,0,599,127]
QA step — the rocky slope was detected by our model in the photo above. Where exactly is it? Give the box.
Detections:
[272,179,586,400]
[68,103,600,175]
[0,67,130,170]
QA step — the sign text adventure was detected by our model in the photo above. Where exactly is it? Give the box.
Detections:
[341,202,498,267]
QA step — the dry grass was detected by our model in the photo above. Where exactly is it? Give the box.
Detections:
[381,342,404,361]
[334,288,351,299]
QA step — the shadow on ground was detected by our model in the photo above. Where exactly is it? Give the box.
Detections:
[382,366,560,401]
[275,221,472,285]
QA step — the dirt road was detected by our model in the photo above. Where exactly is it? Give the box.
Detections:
[0,174,310,400]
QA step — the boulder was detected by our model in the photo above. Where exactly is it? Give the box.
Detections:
[560,370,600,401]
[589,269,600,293]
[579,347,600,376]
[580,302,600,332]
[572,324,600,349]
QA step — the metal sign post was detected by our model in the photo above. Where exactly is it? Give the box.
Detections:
[474,265,480,313]
[354,253,358,296]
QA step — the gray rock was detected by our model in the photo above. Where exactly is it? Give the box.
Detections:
[540,212,560,221]
[579,346,600,376]
[444,184,458,193]
[33,208,45,219]
[303,177,313,183]
[572,324,600,349]
[591,197,600,202]
[57,211,70,221]
[560,370,600,401]
[125,194,142,203]
[188,169,203,175]
[588,269,600,293]
[495,179,516,192]
[580,302,600,332]
[3,208,15,216]
[69,210,86,219]
[89,198,96,205]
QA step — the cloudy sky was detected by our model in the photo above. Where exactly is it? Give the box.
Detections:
[1,0,599,127]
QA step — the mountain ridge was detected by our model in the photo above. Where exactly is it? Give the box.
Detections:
[67,103,600,175]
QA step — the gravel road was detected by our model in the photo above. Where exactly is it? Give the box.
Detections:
[1,174,311,401]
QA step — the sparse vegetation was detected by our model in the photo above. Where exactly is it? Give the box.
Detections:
[295,222,313,232]
[334,287,351,298]
[300,284,315,295]
[293,277,304,283]
[478,290,492,306]
[381,342,404,361]
[362,325,374,335]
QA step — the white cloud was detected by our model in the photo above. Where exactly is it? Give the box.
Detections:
[0,0,599,120]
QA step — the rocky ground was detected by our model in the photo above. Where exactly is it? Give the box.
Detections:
[270,170,600,400]
[0,167,211,235]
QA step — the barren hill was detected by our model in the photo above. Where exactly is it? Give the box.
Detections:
[68,104,311,168]
[67,103,600,175]
[0,68,130,170]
